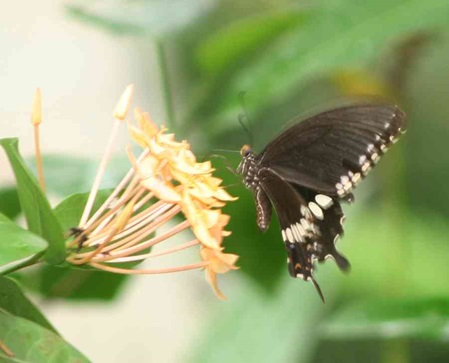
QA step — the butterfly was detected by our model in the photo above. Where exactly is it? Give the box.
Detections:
[237,104,407,302]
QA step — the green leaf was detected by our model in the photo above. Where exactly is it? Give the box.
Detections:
[212,155,285,291]
[195,11,305,76]
[0,188,20,220]
[48,190,129,300]
[29,266,128,301]
[193,0,449,134]
[0,214,47,275]
[189,271,338,363]
[0,309,89,363]
[66,0,215,36]
[0,277,56,333]
[53,189,113,231]
[27,155,129,197]
[322,298,449,341]
[0,139,65,265]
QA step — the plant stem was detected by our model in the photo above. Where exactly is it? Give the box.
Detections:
[155,39,176,129]
[382,339,409,363]
[33,124,46,192]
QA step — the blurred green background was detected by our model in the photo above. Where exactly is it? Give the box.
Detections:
[2,0,449,362]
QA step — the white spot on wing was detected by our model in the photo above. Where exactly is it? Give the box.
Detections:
[308,202,324,220]
[315,194,333,209]
[286,228,294,243]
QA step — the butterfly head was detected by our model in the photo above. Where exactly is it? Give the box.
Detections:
[240,144,253,157]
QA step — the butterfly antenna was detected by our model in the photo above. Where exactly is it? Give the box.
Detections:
[211,149,240,154]
[310,277,325,303]
[238,91,254,146]
[208,154,240,177]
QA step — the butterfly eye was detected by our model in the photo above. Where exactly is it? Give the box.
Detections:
[240,144,252,157]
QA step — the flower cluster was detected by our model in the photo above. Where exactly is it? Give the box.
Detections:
[66,86,238,299]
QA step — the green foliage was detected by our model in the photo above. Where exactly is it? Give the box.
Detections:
[38,189,129,300]
[53,189,113,231]
[190,271,339,363]
[28,155,129,197]
[0,188,20,220]
[0,214,47,275]
[195,11,305,77]
[30,265,128,300]
[322,298,449,341]
[0,309,89,362]
[0,277,56,333]
[0,139,65,265]
[2,0,449,361]
[187,0,449,136]
[66,0,214,36]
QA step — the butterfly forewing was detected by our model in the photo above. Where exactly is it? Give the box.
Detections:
[258,105,406,198]
[238,103,407,301]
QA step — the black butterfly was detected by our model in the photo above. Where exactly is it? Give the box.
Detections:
[237,104,407,302]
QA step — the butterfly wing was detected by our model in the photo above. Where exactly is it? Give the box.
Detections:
[258,104,406,199]
[258,168,351,301]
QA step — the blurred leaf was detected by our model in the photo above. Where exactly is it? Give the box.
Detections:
[66,0,217,36]
[28,155,129,197]
[0,188,20,220]
[342,209,449,299]
[212,155,285,292]
[0,214,47,276]
[0,309,89,363]
[30,265,127,301]
[331,69,394,99]
[322,298,449,340]
[0,139,65,265]
[191,0,449,135]
[53,189,113,231]
[196,11,304,76]
[46,189,128,300]
[190,271,339,363]
[0,277,56,333]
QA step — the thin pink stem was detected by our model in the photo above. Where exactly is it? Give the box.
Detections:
[89,261,208,274]
[79,119,122,227]
[100,239,200,263]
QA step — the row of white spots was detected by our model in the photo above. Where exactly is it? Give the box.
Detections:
[282,218,320,244]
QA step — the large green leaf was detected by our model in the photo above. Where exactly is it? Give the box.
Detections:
[0,139,65,265]
[0,309,89,363]
[195,11,305,77]
[0,277,56,333]
[0,188,20,220]
[322,298,449,341]
[28,266,128,301]
[212,155,285,292]
[46,189,128,300]
[189,269,339,363]
[193,0,449,134]
[0,214,47,276]
[53,189,113,231]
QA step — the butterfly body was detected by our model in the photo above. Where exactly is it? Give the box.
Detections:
[237,104,407,301]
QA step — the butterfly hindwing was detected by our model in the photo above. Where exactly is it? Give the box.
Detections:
[292,185,350,271]
[258,168,316,279]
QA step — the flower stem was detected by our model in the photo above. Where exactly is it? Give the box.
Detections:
[89,261,208,275]
[79,118,122,227]
[155,39,176,129]
[33,124,46,192]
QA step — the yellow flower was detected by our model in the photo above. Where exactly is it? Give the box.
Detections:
[65,88,238,299]
[201,247,239,300]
